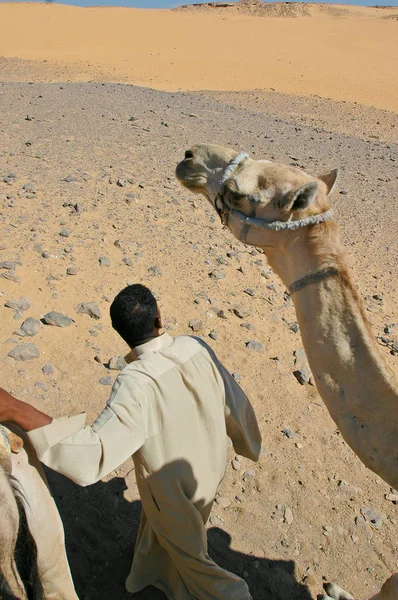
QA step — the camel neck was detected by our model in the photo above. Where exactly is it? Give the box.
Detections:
[286,249,398,489]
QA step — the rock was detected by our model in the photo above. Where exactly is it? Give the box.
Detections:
[122,258,133,267]
[76,302,102,320]
[208,330,217,341]
[232,373,242,381]
[243,288,256,297]
[243,470,254,482]
[360,507,385,529]
[232,459,240,470]
[116,179,126,187]
[189,319,203,332]
[209,516,224,527]
[240,322,255,330]
[59,229,70,238]
[43,311,74,327]
[42,364,54,375]
[289,322,299,333]
[99,256,110,267]
[245,340,264,353]
[99,376,113,386]
[209,270,225,280]
[66,267,78,275]
[126,193,136,204]
[385,490,398,503]
[20,317,41,337]
[230,306,252,319]
[35,381,47,392]
[337,480,361,495]
[5,297,30,311]
[8,343,40,362]
[294,347,308,367]
[0,261,21,270]
[216,497,232,508]
[108,356,127,371]
[284,507,294,525]
[293,367,311,385]
[282,428,295,439]
[148,265,163,277]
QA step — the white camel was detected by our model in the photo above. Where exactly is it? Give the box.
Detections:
[176,143,398,600]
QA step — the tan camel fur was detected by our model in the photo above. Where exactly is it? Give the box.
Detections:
[0,425,79,599]
[176,144,398,600]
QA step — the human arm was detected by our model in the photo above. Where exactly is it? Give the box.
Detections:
[1,375,147,487]
[0,387,52,431]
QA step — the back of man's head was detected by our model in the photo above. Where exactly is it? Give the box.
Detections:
[110,284,159,348]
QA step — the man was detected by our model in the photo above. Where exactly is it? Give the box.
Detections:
[0,284,261,600]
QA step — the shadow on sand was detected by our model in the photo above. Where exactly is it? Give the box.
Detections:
[45,468,312,600]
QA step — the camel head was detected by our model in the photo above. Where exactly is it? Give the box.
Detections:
[176,143,338,248]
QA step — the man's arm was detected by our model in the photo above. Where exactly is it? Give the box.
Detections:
[0,375,146,487]
[0,387,52,431]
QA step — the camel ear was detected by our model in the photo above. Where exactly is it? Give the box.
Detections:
[281,181,318,213]
[318,168,339,195]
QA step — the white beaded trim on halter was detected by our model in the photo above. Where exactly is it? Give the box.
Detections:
[219,152,334,231]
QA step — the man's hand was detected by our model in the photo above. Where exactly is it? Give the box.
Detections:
[0,386,52,431]
[0,387,17,423]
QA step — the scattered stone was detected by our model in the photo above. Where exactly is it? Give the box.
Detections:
[0,261,21,270]
[63,174,79,183]
[232,459,240,471]
[209,516,224,527]
[243,470,254,482]
[42,364,54,375]
[289,322,299,333]
[337,480,361,495]
[108,356,127,371]
[245,340,264,353]
[122,258,133,267]
[240,322,255,331]
[360,507,385,529]
[284,507,294,525]
[189,319,203,332]
[66,267,78,275]
[42,311,74,327]
[20,317,41,337]
[232,373,242,381]
[126,193,136,204]
[116,179,126,187]
[59,228,70,238]
[148,265,162,276]
[282,428,296,439]
[231,306,252,319]
[244,288,256,297]
[5,298,30,311]
[385,489,398,504]
[209,330,218,341]
[35,381,47,392]
[209,270,225,280]
[216,497,232,508]
[99,376,113,386]
[99,256,110,267]
[293,367,311,385]
[8,344,40,362]
[76,302,102,320]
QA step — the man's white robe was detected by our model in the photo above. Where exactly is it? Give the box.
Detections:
[28,334,261,599]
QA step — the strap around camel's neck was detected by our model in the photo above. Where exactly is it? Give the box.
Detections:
[219,152,334,231]
[288,266,340,295]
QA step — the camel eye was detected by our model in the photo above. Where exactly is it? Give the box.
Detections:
[185,150,194,159]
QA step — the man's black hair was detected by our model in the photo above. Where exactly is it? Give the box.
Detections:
[110,284,158,347]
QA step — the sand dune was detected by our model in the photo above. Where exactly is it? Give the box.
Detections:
[0,2,397,111]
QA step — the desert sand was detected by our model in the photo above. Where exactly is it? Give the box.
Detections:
[0,3,397,600]
[0,2,398,110]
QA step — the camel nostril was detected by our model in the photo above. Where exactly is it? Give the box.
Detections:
[185,150,194,160]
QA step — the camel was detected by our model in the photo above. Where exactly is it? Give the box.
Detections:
[176,143,398,600]
[0,425,78,600]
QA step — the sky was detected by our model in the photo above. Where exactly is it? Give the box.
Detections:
[0,0,395,9]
